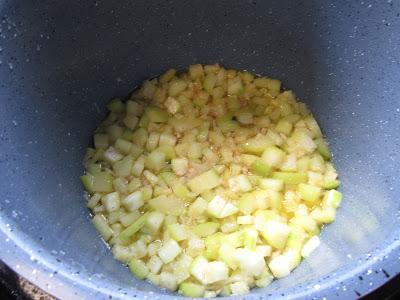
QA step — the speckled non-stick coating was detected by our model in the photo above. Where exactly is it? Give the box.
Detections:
[0,0,399,299]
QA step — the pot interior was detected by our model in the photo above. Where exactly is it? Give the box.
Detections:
[0,0,399,298]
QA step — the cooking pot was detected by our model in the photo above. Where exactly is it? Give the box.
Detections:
[1,0,399,298]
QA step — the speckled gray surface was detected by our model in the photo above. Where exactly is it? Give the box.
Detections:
[0,0,399,299]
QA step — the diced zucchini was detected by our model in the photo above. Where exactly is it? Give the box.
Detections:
[131,155,145,177]
[159,131,177,147]
[228,175,252,192]
[255,245,272,257]
[315,138,332,160]
[168,79,187,97]
[113,155,134,177]
[122,129,134,141]
[159,272,178,291]
[82,171,114,193]
[92,214,113,241]
[187,142,203,159]
[106,125,124,142]
[323,189,343,208]
[241,134,274,155]
[217,244,239,270]
[168,224,188,241]
[169,116,202,132]
[204,233,223,260]
[148,196,185,216]
[236,112,254,125]
[216,115,240,133]
[107,98,125,112]
[250,160,271,177]
[192,222,220,237]
[248,175,261,186]
[101,192,120,212]
[268,253,291,278]
[142,211,165,235]
[179,282,205,298]
[120,211,140,227]
[130,144,143,159]
[87,193,101,209]
[207,195,238,218]
[237,215,253,225]
[261,146,286,168]
[160,171,177,186]
[115,138,133,154]
[171,158,188,176]
[128,258,149,280]
[187,237,206,257]
[304,115,322,138]
[266,190,282,211]
[132,128,148,147]
[285,225,307,251]
[126,100,143,116]
[119,212,149,241]
[230,281,250,296]
[147,255,163,274]
[227,77,244,95]
[160,68,176,83]
[323,179,340,190]
[310,207,336,223]
[227,96,241,111]
[290,216,319,236]
[309,154,326,172]
[80,174,95,193]
[238,193,256,215]
[260,220,291,249]
[298,183,321,203]
[301,235,321,258]
[203,73,217,93]
[190,256,209,284]
[172,183,191,199]
[122,191,144,211]
[141,185,153,201]
[145,150,166,172]
[146,273,160,285]
[189,64,204,79]
[140,80,157,99]
[287,130,316,155]
[272,171,308,184]
[206,261,229,283]
[254,77,281,96]
[157,145,175,160]
[123,114,139,130]
[235,248,265,276]
[94,133,109,149]
[172,254,192,284]
[112,244,133,263]
[243,228,258,250]
[255,270,274,288]
[165,96,181,114]
[188,197,208,217]
[187,169,221,194]
[158,239,182,263]
[221,231,244,248]
[259,178,284,191]
[275,119,293,135]
[146,132,160,151]
[240,154,259,167]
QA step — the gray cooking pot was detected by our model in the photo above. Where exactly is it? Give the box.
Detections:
[0,0,399,299]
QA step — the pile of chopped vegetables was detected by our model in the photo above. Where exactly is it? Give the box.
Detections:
[81,64,342,297]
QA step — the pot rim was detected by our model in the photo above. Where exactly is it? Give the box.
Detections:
[1,215,399,299]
